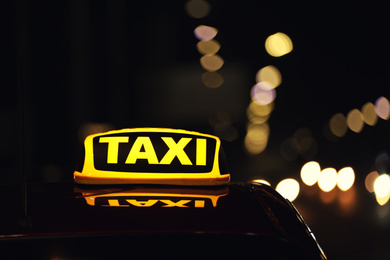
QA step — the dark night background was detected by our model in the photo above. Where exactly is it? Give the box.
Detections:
[3,1,390,258]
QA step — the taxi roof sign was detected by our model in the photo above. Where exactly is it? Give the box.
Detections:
[74,128,230,186]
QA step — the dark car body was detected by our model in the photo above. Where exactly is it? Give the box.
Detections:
[0,181,326,259]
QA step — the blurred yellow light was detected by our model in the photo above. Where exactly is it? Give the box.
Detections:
[276,178,300,202]
[337,167,355,191]
[185,0,211,19]
[329,113,348,137]
[265,32,293,57]
[376,192,390,206]
[244,137,267,155]
[365,171,379,193]
[197,40,221,55]
[251,83,276,105]
[375,96,390,120]
[194,25,218,41]
[256,65,282,89]
[247,111,270,125]
[361,102,378,126]
[244,123,269,155]
[200,54,224,71]
[201,71,224,88]
[374,174,390,198]
[300,161,321,186]
[346,109,364,133]
[248,101,274,117]
[318,168,338,192]
[252,179,271,186]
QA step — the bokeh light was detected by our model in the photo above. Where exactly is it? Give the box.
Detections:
[318,168,338,192]
[185,0,211,19]
[375,152,390,173]
[194,25,218,41]
[255,65,282,89]
[365,171,379,193]
[337,167,355,191]
[200,54,224,71]
[375,96,390,120]
[196,40,221,55]
[374,174,390,198]
[276,178,300,202]
[374,174,390,205]
[346,109,364,133]
[201,71,224,88]
[78,122,115,142]
[301,161,321,186]
[329,113,348,137]
[361,102,378,126]
[244,123,269,155]
[248,101,274,117]
[251,83,276,105]
[265,32,293,57]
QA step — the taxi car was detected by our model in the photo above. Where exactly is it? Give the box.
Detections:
[0,128,326,259]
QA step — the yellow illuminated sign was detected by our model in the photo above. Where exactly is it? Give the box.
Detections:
[74,128,230,185]
[75,186,229,208]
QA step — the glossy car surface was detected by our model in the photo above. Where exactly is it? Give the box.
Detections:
[0,181,326,259]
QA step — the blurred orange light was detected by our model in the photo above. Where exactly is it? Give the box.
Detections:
[201,71,224,88]
[361,102,378,126]
[329,113,348,137]
[200,54,224,71]
[318,168,338,192]
[197,40,221,55]
[300,161,321,186]
[365,171,379,193]
[346,109,364,133]
[185,0,211,19]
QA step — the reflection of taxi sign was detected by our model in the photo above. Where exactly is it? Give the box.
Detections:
[74,128,230,185]
[75,186,229,208]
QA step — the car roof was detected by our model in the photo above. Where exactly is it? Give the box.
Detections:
[0,181,325,259]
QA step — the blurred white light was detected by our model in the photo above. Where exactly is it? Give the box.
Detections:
[300,161,321,186]
[251,83,276,105]
[374,174,390,198]
[375,96,390,120]
[337,167,355,191]
[276,178,300,202]
[318,168,338,192]
[194,25,218,41]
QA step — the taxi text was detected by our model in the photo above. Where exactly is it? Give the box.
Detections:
[99,136,207,166]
